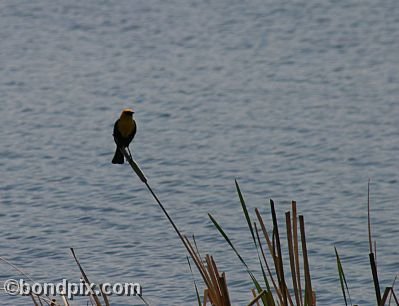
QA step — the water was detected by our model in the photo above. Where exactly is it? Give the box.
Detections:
[1,0,398,305]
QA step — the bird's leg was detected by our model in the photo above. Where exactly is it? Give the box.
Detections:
[127,147,133,161]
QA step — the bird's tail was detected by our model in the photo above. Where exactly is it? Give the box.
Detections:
[112,147,124,164]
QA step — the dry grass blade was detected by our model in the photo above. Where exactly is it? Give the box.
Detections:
[367,179,372,253]
[70,248,102,306]
[98,285,110,306]
[219,272,231,306]
[249,289,265,306]
[292,201,303,306]
[370,252,382,304]
[255,208,274,261]
[184,236,233,306]
[37,296,45,306]
[60,295,70,306]
[0,256,55,306]
[254,222,280,305]
[32,295,57,306]
[299,216,313,306]
[0,256,35,281]
[286,211,301,306]
[380,287,393,306]
[270,200,288,306]
[255,209,283,305]
[211,257,231,305]
[49,299,57,306]
[192,234,202,260]
[205,255,223,305]
[191,252,231,306]
[184,237,216,302]
[203,289,209,306]
[312,292,316,306]
[388,275,397,305]
[29,295,39,306]
[390,291,399,305]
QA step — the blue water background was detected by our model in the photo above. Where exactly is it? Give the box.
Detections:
[1,1,398,305]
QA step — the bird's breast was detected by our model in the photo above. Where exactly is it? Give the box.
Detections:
[118,119,135,138]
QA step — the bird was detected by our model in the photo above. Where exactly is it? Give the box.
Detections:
[112,108,136,164]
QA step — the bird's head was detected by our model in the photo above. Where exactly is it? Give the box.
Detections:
[121,108,135,118]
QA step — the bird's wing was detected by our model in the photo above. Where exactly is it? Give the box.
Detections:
[113,119,122,145]
[126,120,137,144]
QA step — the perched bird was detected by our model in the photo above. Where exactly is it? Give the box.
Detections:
[112,108,136,164]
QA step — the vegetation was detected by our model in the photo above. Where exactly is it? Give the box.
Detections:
[2,149,397,305]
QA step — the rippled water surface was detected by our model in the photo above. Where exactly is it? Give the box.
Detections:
[1,1,398,305]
